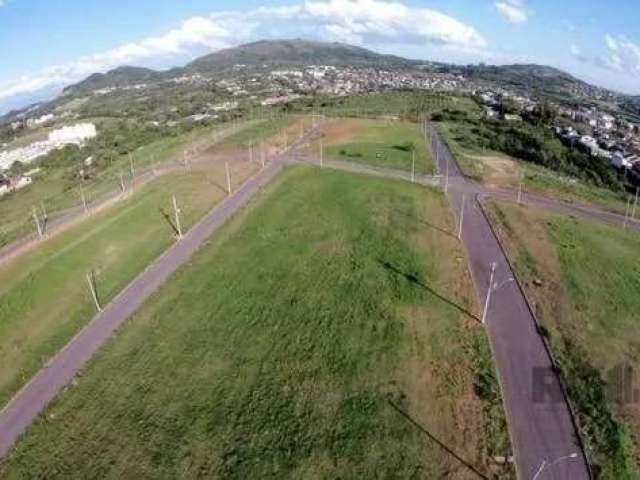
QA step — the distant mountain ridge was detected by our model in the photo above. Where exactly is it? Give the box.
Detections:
[186,39,418,72]
[2,38,635,123]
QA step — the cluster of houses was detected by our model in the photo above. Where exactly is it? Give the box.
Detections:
[0,168,39,197]
[476,88,640,179]
[0,123,97,173]
[553,106,640,174]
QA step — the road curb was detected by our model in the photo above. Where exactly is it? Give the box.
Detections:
[475,194,594,480]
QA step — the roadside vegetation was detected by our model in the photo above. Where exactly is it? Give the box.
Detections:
[433,106,630,213]
[485,201,640,479]
[1,168,513,479]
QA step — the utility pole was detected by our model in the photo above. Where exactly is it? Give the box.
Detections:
[32,206,43,240]
[517,179,523,204]
[129,152,135,178]
[40,202,48,234]
[444,155,449,194]
[458,195,465,240]
[624,196,631,229]
[86,270,102,312]
[481,262,497,325]
[225,161,232,195]
[80,182,88,214]
[172,195,183,239]
[411,149,415,183]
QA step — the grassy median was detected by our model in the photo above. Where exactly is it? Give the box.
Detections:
[1,167,512,479]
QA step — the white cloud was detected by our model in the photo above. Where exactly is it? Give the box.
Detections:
[495,0,529,24]
[0,0,486,105]
[0,15,245,102]
[571,35,640,92]
[605,33,618,51]
[295,0,486,49]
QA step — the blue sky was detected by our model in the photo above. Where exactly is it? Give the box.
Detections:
[1,0,639,113]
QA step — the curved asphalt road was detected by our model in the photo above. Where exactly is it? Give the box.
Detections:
[426,123,590,479]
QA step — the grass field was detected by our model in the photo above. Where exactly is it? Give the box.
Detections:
[0,167,512,479]
[436,121,629,214]
[293,92,478,121]
[0,157,258,409]
[318,118,434,174]
[485,201,640,479]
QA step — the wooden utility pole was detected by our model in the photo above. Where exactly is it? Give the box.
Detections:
[444,156,449,194]
[40,202,48,233]
[80,182,88,214]
[129,152,135,178]
[624,197,631,229]
[225,161,232,195]
[86,270,102,312]
[411,149,415,183]
[517,179,523,204]
[172,195,183,239]
[32,206,43,240]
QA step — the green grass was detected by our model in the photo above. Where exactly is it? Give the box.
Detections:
[0,167,511,479]
[485,201,640,479]
[0,165,237,409]
[325,119,435,174]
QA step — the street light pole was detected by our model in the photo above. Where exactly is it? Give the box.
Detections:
[458,195,465,240]
[481,262,496,325]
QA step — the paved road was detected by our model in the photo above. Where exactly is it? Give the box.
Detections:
[426,123,590,479]
[0,160,284,459]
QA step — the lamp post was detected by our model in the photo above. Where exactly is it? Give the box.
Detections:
[481,262,514,325]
